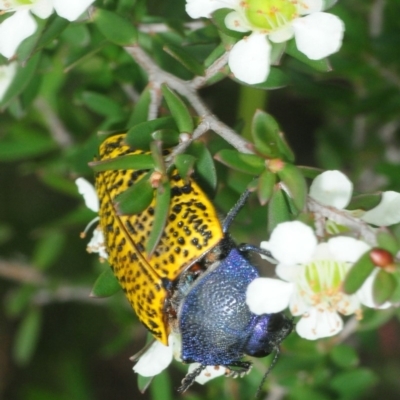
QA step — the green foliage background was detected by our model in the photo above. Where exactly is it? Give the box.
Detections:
[1,1,400,399]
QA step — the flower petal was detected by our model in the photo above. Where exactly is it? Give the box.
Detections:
[296,308,343,340]
[188,363,226,384]
[298,0,324,15]
[53,0,95,21]
[224,10,251,33]
[75,177,99,212]
[133,340,173,377]
[0,62,17,101]
[328,236,370,263]
[228,33,271,84]
[265,221,317,265]
[87,226,108,260]
[246,278,293,314]
[31,0,54,19]
[357,269,392,309]
[309,170,353,209]
[361,191,400,226]
[268,25,294,43]
[292,12,345,60]
[185,0,236,19]
[0,10,37,58]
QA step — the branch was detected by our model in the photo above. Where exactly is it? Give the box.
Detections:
[307,197,378,246]
[124,45,252,154]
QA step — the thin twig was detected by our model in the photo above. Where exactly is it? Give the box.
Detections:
[35,98,74,149]
[124,45,252,154]
[307,197,378,246]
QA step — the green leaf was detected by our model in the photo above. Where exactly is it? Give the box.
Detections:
[174,154,196,181]
[115,172,154,215]
[33,230,66,270]
[215,149,265,175]
[257,169,276,205]
[94,9,137,46]
[91,269,121,298]
[0,130,56,161]
[245,68,290,90]
[138,375,153,394]
[35,15,69,51]
[277,163,307,211]
[358,307,394,331]
[161,84,194,133]
[330,369,378,399]
[163,43,205,76]
[286,39,331,72]
[187,142,218,192]
[268,187,291,233]
[251,110,295,161]
[150,140,166,174]
[6,285,37,318]
[376,231,400,254]
[297,166,324,179]
[0,53,41,109]
[127,86,151,127]
[343,251,375,294]
[389,271,400,303]
[151,129,181,147]
[373,269,397,305]
[126,117,177,150]
[81,91,125,118]
[89,153,154,172]
[146,180,171,256]
[13,308,42,366]
[347,193,382,211]
[330,344,359,369]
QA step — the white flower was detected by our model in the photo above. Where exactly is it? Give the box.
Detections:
[310,170,400,226]
[246,221,390,340]
[185,0,345,84]
[0,62,17,101]
[75,178,108,260]
[0,0,95,58]
[188,363,227,384]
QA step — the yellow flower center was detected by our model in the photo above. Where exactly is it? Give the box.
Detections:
[242,0,298,32]
[300,260,351,312]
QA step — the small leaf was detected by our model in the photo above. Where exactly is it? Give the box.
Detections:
[215,149,265,175]
[35,15,69,50]
[94,9,137,46]
[81,91,124,117]
[138,375,153,394]
[297,166,324,179]
[33,230,65,270]
[126,117,177,150]
[0,53,41,109]
[174,154,197,182]
[330,369,378,399]
[115,173,154,215]
[91,269,121,298]
[376,231,399,254]
[330,344,359,369]
[389,271,400,303]
[187,142,218,192]
[161,84,194,133]
[244,68,290,90]
[268,186,291,233]
[343,251,375,294]
[257,170,276,205]
[277,163,307,212]
[150,140,166,174]
[373,269,396,305]
[163,44,205,76]
[151,129,180,147]
[347,193,382,211]
[13,308,42,366]
[89,153,154,172]
[146,181,171,256]
[127,86,151,127]
[6,285,37,318]
[286,39,331,72]
[251,110,295,161]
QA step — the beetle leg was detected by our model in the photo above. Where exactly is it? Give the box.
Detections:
[177,364,206,393]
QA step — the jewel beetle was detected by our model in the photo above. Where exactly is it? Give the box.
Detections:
[93,133,293,392]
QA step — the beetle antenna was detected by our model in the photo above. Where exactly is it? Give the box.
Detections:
[255,347,281,399]
[223,190,251,233]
